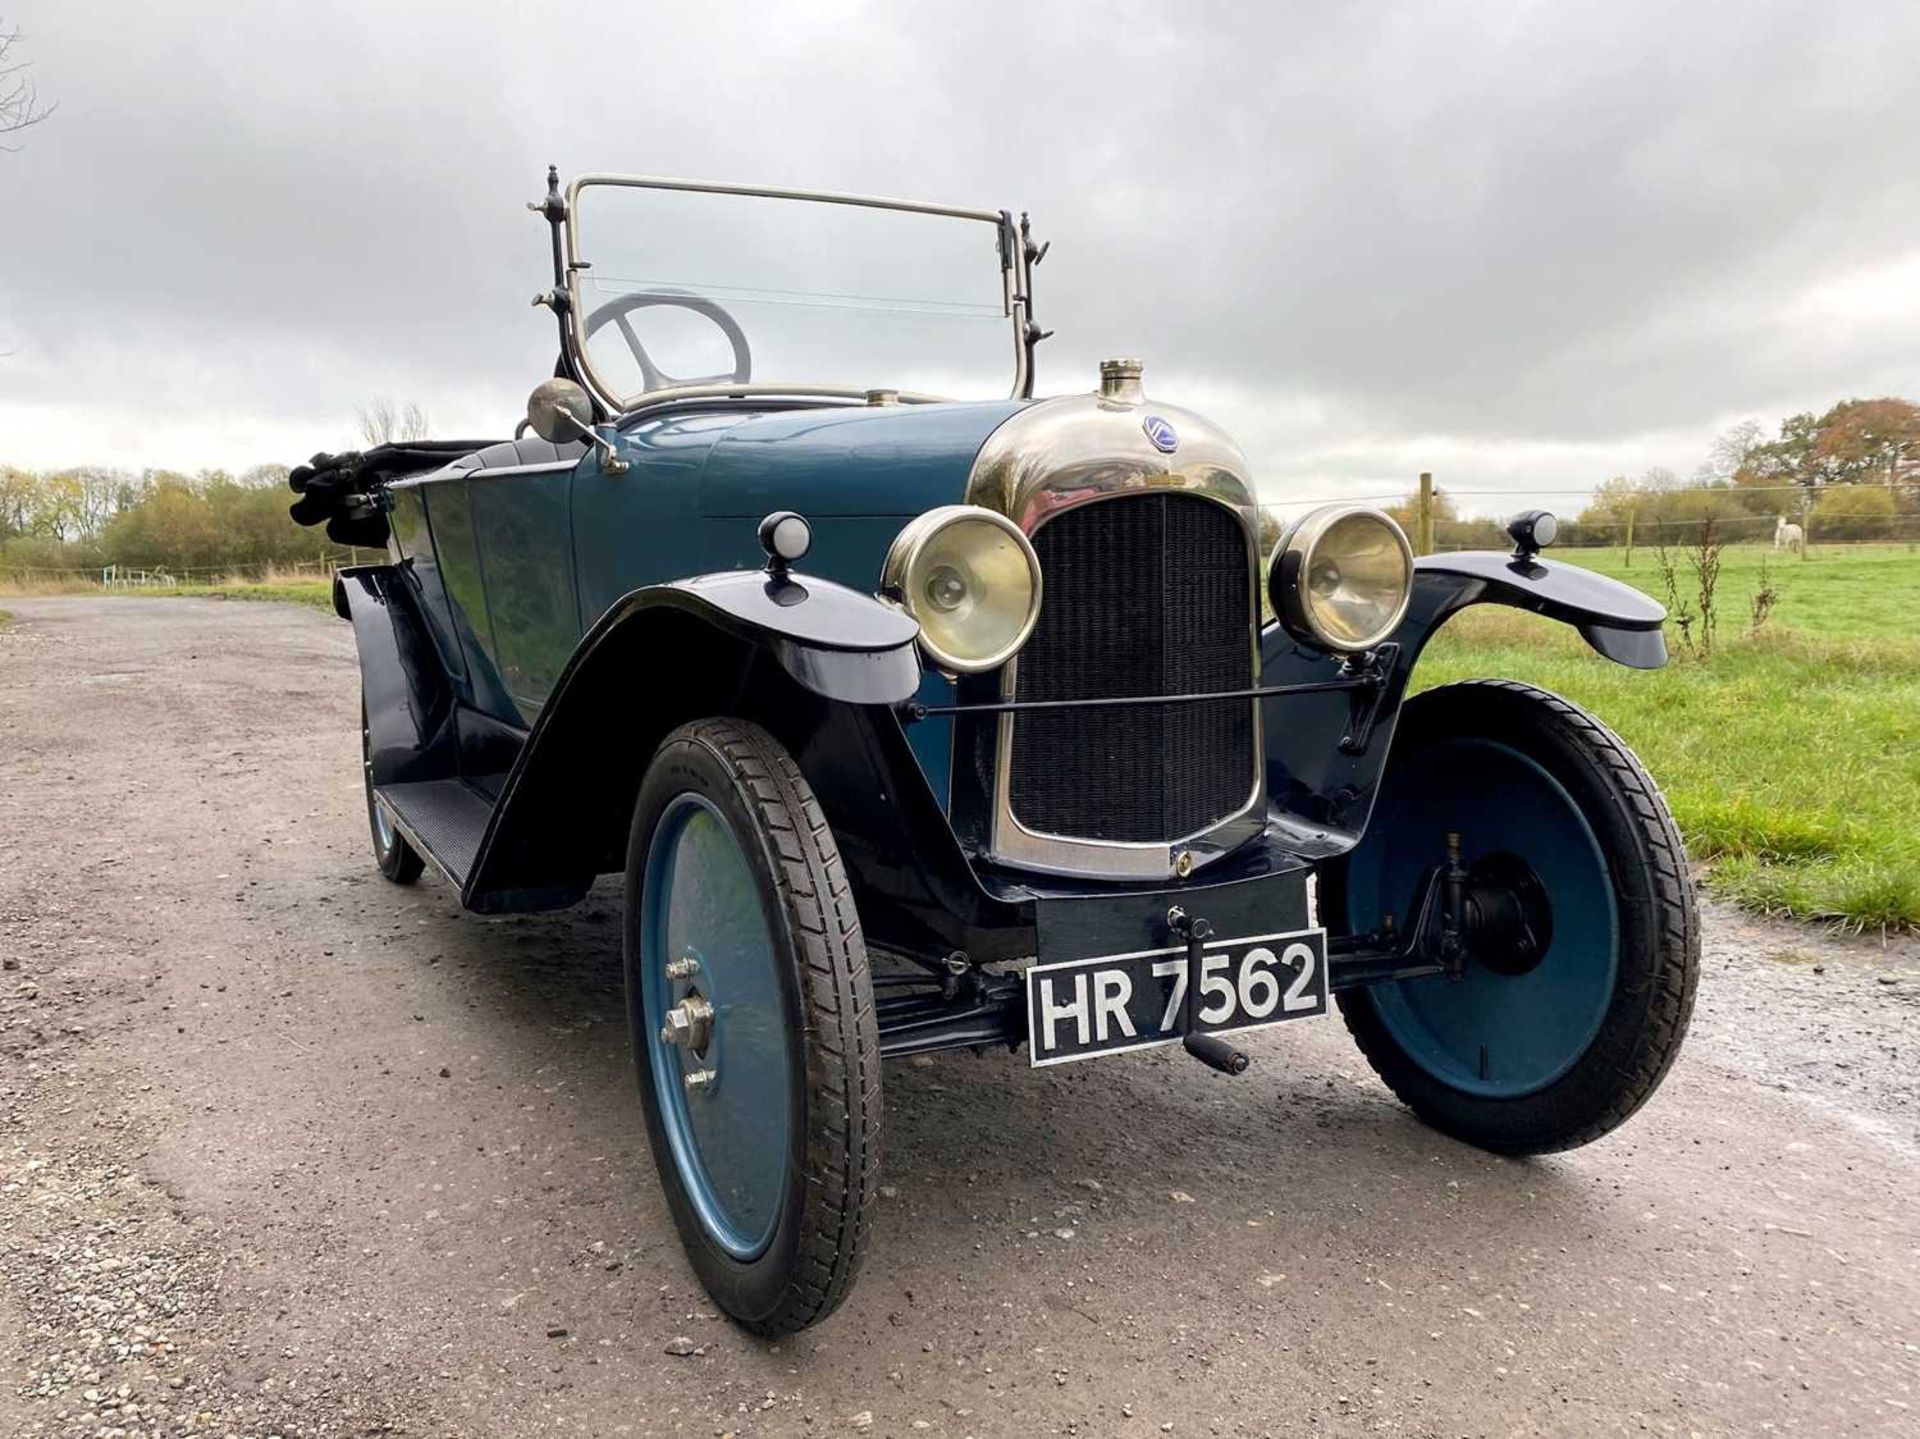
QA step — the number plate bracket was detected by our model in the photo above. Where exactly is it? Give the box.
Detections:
[1168,908,1253,1075]
[1031,865,1314,963]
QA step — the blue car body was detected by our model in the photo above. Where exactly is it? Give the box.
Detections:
[308,167,1669,1032]
[383,400,1026,808]
[290,170,1704,1336]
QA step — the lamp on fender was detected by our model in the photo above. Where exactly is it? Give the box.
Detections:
[1507,510,1559,559]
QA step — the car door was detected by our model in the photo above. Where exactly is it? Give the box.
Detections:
[463,440,586,725]
[386,465,518,722]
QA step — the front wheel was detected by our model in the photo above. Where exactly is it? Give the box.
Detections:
[1337,680,1699,1154]
[624,718,880,1335]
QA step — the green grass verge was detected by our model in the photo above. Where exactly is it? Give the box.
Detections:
[1,576,336,612]
[1419,545,1920,933]
[1537,542,1920,641]
[116,580,335,611]
[0,608,12,630]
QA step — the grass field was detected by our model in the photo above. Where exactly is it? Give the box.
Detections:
[0,571,335,612]
[131,578,336,610]
[1420,543,1919,932]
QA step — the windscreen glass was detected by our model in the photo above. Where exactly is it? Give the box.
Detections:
[570,182,1015,405]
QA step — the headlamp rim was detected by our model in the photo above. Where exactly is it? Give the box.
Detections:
[880,503,1044,674]
[1268,503,1415,653]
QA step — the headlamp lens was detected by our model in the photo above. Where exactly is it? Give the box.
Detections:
[885,507,1043,672]
[1271,506,1414,652]
[1307,511,1412,648]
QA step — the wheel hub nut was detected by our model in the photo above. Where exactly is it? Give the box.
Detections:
[658,993,715,1052]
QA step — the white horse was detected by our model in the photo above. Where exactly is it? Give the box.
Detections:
[1774,515,1805,554]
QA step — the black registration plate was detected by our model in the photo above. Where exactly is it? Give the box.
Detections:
[1024,927,1330,1067]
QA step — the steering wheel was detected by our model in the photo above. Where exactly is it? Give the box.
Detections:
[582,291,753,393]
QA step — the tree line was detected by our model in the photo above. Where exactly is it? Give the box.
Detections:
[1570,396,1920,546]
[0,403,427,579]
[1378,395,1920,551]
[0,464,360,577]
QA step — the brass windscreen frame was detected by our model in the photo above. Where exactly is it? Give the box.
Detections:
[560,174,1032,415]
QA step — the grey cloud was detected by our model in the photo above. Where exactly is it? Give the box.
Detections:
[2,0,1916,507]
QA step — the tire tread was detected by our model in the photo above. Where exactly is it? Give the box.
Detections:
[1339,680,1699,1154]
[667,718,880,1334]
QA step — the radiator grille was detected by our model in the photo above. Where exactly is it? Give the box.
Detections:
[1007,492,1256,844]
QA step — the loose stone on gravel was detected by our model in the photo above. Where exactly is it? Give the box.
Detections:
[1,1146,411,1436]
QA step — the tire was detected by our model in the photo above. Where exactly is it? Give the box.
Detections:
[362,699,424,884]
[624,718,881,1335]
[1337,680,1698,1154]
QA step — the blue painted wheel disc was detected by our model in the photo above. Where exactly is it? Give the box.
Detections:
[1347,738,1618,1098]
[641,794,793,1259]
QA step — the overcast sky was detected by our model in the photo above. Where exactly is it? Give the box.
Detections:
[3,1,1917,514]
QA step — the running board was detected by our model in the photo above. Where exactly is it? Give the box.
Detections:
[374,779,497,887]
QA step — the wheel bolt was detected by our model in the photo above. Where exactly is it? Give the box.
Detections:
[665,953,700,980]
[683,1068,716,1091]
[658,994,714,1051]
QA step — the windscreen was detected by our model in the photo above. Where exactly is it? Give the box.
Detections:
[569,182,1016,405]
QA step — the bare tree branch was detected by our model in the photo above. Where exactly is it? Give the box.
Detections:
[358,398,398,448]
[358,398,431,446]
[0,19,56,150]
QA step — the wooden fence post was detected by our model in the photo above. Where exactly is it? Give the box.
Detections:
[1416,472,1434,556]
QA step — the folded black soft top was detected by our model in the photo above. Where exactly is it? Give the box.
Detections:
[287,440,504,548]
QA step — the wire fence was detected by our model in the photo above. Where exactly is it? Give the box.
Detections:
[0,555,382,587]
[1260,476,1920,553]
[1478,514,1920,542]
[1289,482,1845,505]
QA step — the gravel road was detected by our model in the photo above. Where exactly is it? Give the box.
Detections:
[2,596,1916,1438]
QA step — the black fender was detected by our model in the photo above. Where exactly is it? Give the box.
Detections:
[464,574,920,896]
[334,565,458,786]
[1409,551,1667,669]
[1259,552,1666,860]
[654,569,924,704]
[461,574,1036,954]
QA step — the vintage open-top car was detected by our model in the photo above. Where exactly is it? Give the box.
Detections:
[290,169,1698,1334]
